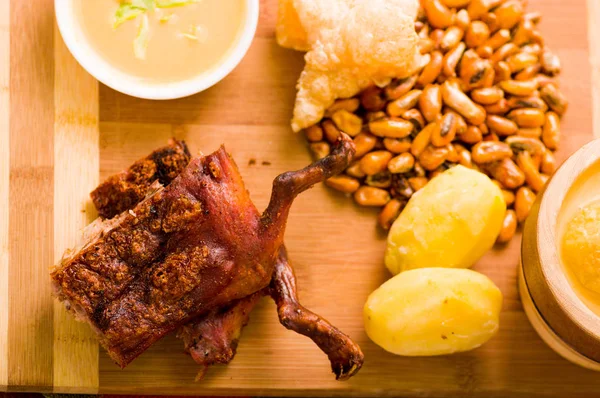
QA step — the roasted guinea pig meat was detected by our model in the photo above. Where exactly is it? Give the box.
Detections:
[51,134,364,380]
[91,139,191,219]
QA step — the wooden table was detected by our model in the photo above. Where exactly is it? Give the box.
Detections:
[1,0,600,396]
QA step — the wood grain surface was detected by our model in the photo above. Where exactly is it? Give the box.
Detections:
[0,0,8,390]
[1,0,599,396]
[51,21,99,394]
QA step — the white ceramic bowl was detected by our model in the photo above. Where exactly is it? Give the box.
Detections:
[55,0,259,100]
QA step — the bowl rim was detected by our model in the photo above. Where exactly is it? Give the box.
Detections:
[55,0,259,100]
[522,138,600,362]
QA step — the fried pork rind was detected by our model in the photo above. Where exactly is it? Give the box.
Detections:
[276,0,421,132]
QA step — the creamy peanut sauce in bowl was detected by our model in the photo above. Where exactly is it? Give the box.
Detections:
[56,0,259,99]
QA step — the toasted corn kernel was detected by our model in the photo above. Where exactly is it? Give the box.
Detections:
[353,133,378,158]
[402,109,426,132]
[515,64,542,81]
[369,118,414,139]
[441,80,486,125]
[476,45,494,59]
[515,186,535,223]
[453,112,468,135]
[346,161,366,178]
[411,122,437,157]
[443,42,466,77]
[441,26,465,51]
[326,98,360,117]
[361,86,386,111]
[541,149,556,175]
[383,137,412,154]
[506,52,539,73]
[331,110,362,137]
[500,79,539,96]
[490,43,520,64]
[326,175,361,194]
[430,29,446,48]
[497,210,517,243]
[501,189,516,206]
[542,111,560,150]
[366,172,393,189]
[420,84,443,122]
[459,125,483,144]
[423,0,455,29]
[483,29,511,50]
[322,120,341,143]
[516,151,545,192]
[365,111,386,122]
[521,43,543,56]
[471,87,504,105]
[479,123,490,135]
[310,142,331,160]
[387,90,423,116]
[506,136,546,157]
[467,0,496,20]
[418,51,444,87]
[484,99,510,115]
[419,38,436,54]
[432,112,458,146]
[413,161,427,177]
[455,9,471,30]
[305,125,323,142]
[385,75,419,100]
[487,158,525,189]
[465,21,490,48]
[452,143,472,167]
[388,153,416,174]
[542,50,561,76]
[391,175,415,198]
[446,142,461,163]
[494,61,512,83]
[378,199,404,230]
[354,186,391,207]
[409,176,429,192]
[487,115,518,136]
[517,127,542,138]
[481,12,499,33]
[507,95,548,112]
[462,58,492,89]
[360,150,393,175]
[495,0,524,29]
[513,20,534,47]
[419,145,450,171]
[507,108,546,128]
[540,84,568,115]
[472,141,513,164]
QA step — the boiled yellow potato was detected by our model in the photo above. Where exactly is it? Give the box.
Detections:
[385,165,505,274]
[364,268,502,356]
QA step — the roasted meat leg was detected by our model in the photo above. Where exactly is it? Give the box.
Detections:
[52,134,358,375]
[180,245,364,381]
[177,291,264,380]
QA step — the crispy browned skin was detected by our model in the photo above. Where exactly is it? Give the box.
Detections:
[52,134,355,370]
[90,139,191,219]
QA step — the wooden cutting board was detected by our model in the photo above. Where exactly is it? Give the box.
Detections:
[2,0,600,395]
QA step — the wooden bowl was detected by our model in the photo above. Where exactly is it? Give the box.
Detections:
[521,138,600,370]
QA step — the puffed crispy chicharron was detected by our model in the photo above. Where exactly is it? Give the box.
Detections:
[276,0,421,132]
